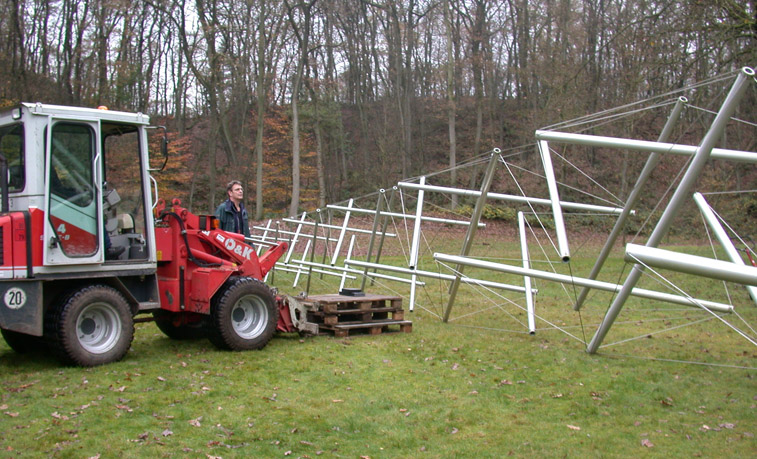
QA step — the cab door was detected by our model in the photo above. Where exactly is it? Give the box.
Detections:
[43,118,104,265]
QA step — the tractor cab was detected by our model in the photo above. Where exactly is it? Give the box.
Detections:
[0,103,158,271]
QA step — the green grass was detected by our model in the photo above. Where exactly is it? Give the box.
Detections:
[1,233,756,457]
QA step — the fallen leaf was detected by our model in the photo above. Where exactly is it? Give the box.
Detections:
[157,376,166,382]
[552,393,563,398]
[660,398,674,406]
[567,425,581,431]
[451,363,460,370]
[5,412,19,417]
[162,429,173,437]
[450,427,459,434]
[189,417,202,427]
[332,400,344,403]
[641,439,654,448]
[0,404,7,410]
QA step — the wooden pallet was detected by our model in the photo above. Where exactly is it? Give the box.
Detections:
[299,293,412,337]
[319,319,413,337]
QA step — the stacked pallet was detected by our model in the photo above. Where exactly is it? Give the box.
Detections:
[301,293,412,337]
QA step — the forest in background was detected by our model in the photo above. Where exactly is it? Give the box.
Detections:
[0,0,755,226]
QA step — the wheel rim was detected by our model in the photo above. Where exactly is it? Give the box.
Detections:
[76,302,122,354]
[230,294,269,339]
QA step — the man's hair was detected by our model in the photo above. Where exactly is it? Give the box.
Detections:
[226,180,242,194]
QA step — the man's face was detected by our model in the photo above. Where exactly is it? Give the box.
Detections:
[229,184,243,202]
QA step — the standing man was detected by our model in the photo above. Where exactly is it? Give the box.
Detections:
[215,180,251,238]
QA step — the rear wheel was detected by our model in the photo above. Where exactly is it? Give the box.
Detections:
[45,285,134,366]
[1,328,47,353]
[208,277,278,351]
[153,310,207,340]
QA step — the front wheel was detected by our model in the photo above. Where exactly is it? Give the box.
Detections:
[208,277,278,351]
[45,285,134,366]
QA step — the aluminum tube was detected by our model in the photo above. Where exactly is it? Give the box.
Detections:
[326,205,485,227]
[330,198,353,266]
[519,212,536,333]
[362,190,385,291]
[251,226,339,243]
[538,140,571,261]
[693,192,757,303]
[444,150,501,322]
[574,96,687,311]
[282,217,397,237]
[398,181,626,215]
[346,258,533,294]
[274,263,355,279]
[587,67,754,353]
[534,131,757,163]
[254,219,273,255]
[284,212,307,263]
[293,259,426,286]
[409,176,426,269]
[624,243,757,286]
[432,252,732,313]
[339,235,356,291]
[292,239,311,287]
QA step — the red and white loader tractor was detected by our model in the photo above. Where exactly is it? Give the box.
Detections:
[0,103,302,366]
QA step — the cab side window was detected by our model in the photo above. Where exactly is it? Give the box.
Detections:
[0,124,24,191]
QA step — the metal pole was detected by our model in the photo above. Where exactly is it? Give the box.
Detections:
[534,131,757,163]
[327,204,485,227]
[538,140,570,261]
[348,258,535,294]
[432,252,732,313]
[519,212,536,334]
[398,182,626,215]
[330,198,353,266]
[574,96,687,310]
[443,149,501,322]
[587,67,754,354]
[339,235,356,292]
[624,243,757,286]
[362,189,386,291]
[284,212,307,263]
[292,239,311,288]
[372,186,397,285]
[693,192,757,304]
[305,209,320,295]
[409,177,426,270]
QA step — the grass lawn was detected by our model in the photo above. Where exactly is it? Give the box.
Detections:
[1,230,755,457]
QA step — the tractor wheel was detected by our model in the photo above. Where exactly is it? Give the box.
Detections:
[153,310,207,340]
[208,277,278,351]
[1,328,47,353]
[45,285,134,366]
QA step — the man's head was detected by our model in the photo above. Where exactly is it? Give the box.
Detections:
[226,180,244,205]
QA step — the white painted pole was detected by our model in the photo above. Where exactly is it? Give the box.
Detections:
[409,177,426,270]
[624,243,757,286]
[339,235,356,292]
[327,204,485,227]
[331,198,353,266]
[292,239,311,287]
[283,216,397,236]
[346,258,536,294]
[432,252,732,313]
[284,212,308,263]
[255,219,273,255]
[538,140,570,261]
[693,192,757,304]
[519,212,536,333]
[587,67,754,353]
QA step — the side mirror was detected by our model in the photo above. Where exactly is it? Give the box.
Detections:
[147,125,169,171]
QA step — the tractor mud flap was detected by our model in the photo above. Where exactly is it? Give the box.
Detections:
[0,281,43,336]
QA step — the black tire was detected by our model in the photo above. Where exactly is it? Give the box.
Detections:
[45,285,134,366]
[153,310,207,340]
[208,277,278,351]
[1,328,47,353]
